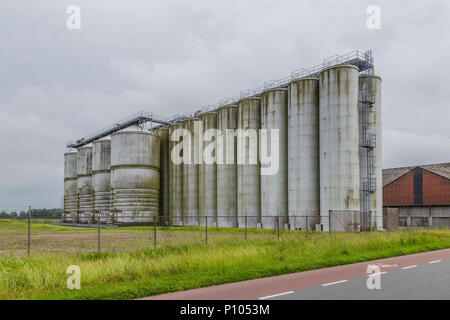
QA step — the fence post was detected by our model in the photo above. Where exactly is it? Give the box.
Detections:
[329,210,332,235]
[205,216,208,244]
[277,213,280,240]
[28,205,31,257]
[154,214,157,249]
[97,213,101,253]
[306,215,309,236]
[245,212,248,240]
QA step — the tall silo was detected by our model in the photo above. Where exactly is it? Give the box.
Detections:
[169,122,184,226]
[260,88,288,229]
[183,118,200,226]
[217,105,238,228]
[157,128,169,225]
[63,151,78,223]
[92,138,111,224]
[359,75,382,230]
[237,97,261,228]
[77,145,93,224]
[199,112,217,227]
[319,65,360,231]
[288,78,320,230]
[110,126,160,225]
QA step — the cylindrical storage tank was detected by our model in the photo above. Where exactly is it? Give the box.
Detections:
[359,75,382,230]
[260,88,288,229]
[288,78,320,230]
[63,151,78,223]
[217,105,238,228]
[92,138,111,224]
[110,126,160,225]
[199,112,217,227]
[237,97,261,228]
[319,65,360,231]
[169,123,184,226]
[77,145,93,224]
[183,118,200,226]
[157,128,169,226]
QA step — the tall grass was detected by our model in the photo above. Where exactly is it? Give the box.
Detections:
[0,227,449,300]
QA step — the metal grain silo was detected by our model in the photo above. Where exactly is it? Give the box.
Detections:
[183,118,200,226]
[199,112,217,227]
[110,126,160,225]
[63,151,78,223]
[260,88,288,229]
[169,122,184,226]
[92,138,111,224]
[77,145,93,224]
[217,105,238,228]
[237,97,261,228]
[359,75,382,230]
[157,128,169,225]
[319,65,360,231]
[288,78,320,230]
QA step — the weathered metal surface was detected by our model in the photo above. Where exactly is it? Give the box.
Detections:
[92,139,111,223]
[77,145,93,224]
[183,118,200,226]
[157,128,169,225]
[169,123,184,226]
[63,151,78,223]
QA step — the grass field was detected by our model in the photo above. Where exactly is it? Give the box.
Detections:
[0,219,450,300]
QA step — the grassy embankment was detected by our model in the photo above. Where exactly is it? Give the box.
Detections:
[0,219,449,300]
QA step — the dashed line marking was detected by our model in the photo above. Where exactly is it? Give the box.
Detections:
[258,291,294,300]
[428,260,442,264]
[321,280,348,287]
[401,265,417,270]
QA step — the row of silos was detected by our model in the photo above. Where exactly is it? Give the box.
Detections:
[63,126,161,225]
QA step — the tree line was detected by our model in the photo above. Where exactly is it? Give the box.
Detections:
[0,208,62,218]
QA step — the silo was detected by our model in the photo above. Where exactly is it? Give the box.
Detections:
[288,78,320,230]
[237,97,261,228]
[359,75,382,230]
[183,118,200,226]
[157,128,169,225]
[77,145,93,224]
[110,126,160,225]
[63,151,78,223]
[217,105,238,228]
[92,138,111,224]
[260,88,288,229]
[319,65,360,231]
[199,112,217,227]
[169,122,184,226]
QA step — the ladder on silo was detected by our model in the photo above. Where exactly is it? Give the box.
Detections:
[360,50,376,230]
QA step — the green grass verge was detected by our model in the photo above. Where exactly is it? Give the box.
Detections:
[0,223,449,300]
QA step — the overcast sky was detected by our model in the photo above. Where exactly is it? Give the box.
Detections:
[1,0,450,210]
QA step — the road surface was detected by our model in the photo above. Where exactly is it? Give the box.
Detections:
[141,248,450,300]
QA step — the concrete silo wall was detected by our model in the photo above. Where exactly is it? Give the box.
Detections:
[260,89,288,229]
[111,126,160,225]
[287,78,320,230]
[63,151,78,223]
[92,139,111,223]
[237,98,261,228]
[169,123,184,226]
[157,128,170,225]
[199,112,217,227]
[217,105,238,228]
[183,118,200,226]
[77,146,93,224]
[319,65,360,231]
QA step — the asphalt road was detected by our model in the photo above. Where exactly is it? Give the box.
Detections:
[266,258,450,300]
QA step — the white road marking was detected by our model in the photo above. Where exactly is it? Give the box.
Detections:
[258,291,294,300]
[367,271,387,276]
[428,260,442,264]
[321,280,348,287]
[401,265,417,270]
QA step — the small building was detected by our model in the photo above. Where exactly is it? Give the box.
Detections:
[383,163,450,228]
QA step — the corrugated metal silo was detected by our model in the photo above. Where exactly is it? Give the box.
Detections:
[260,88,288,229]
[110,126,160,225]
[63,151,78,223]
[217,105,238,228]
[199,112,217,227]
[288,78,320,230]
[319,65,360,231]
[359,75,382,230]
[92,138,111,224]
[183,118,200,226]
[169,123,184,226]
[77,145,93,224]
[157,128,169,225]
[237,97,261,228]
